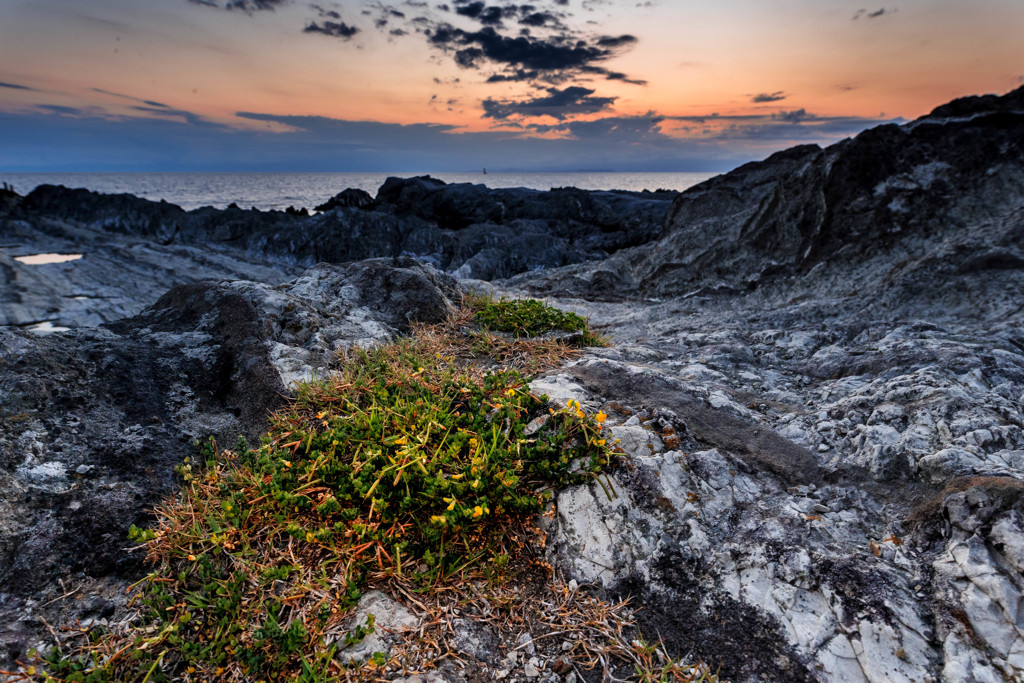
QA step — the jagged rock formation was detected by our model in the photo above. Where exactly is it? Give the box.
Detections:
[515,86,1024,325]
[502,86,1024,683]
[0,258,459,670]
[0,178,676,329]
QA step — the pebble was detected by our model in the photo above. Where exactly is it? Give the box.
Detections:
[524,657,542,678]
[517,632,536,655]
[817,443,830,452]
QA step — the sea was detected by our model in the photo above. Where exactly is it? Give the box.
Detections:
[0,172,718,212]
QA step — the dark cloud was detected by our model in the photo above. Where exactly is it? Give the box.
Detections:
[752,91,787,103]
[0,82,36,91]
[483,85,616,120]
[853,7,896,20]
[773,108,811,124]
[304,20,361,38]
[594,34,636,48]
[519,12,560,28]
[352,0,639,88]
[428,24,638,84]
[187,0,288,13]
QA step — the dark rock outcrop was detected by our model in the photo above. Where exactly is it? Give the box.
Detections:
[0,258,459,670]
[315,187,374,212]
[1,178,676,328]
[516,85,1024,324]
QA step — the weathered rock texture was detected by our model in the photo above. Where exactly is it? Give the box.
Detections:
[0,258,459,670]
[0,178,675,329]
[503,85,1024,683]
[514,86,1024,326]
[3,85,1024,682]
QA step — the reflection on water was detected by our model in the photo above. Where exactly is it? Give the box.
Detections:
[13,253,83,265]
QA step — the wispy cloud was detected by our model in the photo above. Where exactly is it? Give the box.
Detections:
[0,82,37,92]
[187,0,288,14]
[852,7,897,20]
[92,88,171,109]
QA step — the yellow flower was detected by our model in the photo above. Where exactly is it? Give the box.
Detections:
[394,436,408,445]
[596,439,606,446]
[282,460,292,468]
[471,479,481,489]
[451,473,465,480]
[431,515,447,525]
[446,498,457,511]
[595,411,607,424]
[316,410,327,419]
[306,532,316,543]
[506,388,516,397]
[473,506,484,518]
[575,409,585,419]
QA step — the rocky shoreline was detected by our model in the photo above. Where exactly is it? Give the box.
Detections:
[3,86,1024,682]
[0,177,676,329]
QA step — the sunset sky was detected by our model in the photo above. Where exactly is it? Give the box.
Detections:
[0,0,1021,172]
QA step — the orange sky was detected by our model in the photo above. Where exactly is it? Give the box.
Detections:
[0,0,1021,171]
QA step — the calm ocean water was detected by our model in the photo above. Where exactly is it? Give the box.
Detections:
[0,172,717,212]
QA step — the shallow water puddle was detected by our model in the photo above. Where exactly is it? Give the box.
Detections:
[28,321,72,333]
[13,253,83,265]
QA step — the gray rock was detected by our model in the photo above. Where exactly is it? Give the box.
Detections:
[333,590,420,664]
[452,618,497,661]
[0,257,459,671]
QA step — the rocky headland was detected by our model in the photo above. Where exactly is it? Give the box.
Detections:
[2,86,1024,682]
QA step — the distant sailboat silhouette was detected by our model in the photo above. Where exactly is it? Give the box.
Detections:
[482,167,487,174]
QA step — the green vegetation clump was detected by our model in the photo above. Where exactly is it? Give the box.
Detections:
[471,295,589,338]
[37,312,611,683]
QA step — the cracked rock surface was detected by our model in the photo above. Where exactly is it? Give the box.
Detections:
[0,258,459,670]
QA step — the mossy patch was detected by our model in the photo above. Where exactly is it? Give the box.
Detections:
[471,295,586,337]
